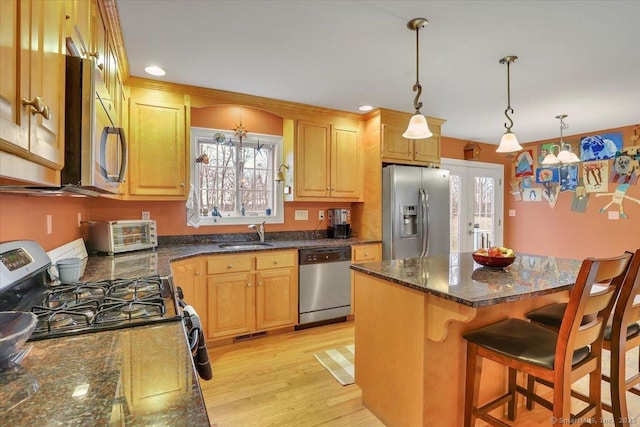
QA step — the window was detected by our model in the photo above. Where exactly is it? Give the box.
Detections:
[190,127,284,226]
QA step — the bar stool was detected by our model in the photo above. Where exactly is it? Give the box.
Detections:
[463,252,632,426]
[526,249,640,427]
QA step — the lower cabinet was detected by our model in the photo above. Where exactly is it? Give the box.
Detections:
[202,250,298,341]
[350,243,382,315]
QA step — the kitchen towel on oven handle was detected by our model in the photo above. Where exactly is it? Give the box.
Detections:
[183,305,213,380]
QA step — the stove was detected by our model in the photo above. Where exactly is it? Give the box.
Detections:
[0,240,181,341]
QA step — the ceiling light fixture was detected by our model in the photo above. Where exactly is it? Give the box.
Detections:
[144,65,166,76]
[496,56,523,153]
[358,105,373,112]
[542,114,580,165]
[402,18,432,140]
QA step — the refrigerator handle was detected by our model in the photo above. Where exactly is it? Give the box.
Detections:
[419,188,429,257]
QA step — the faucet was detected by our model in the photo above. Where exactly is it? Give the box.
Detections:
[248,221,266,242]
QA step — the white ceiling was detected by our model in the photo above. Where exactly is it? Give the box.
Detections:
[116,0,640,145]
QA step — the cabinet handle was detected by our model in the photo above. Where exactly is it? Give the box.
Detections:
[22,96,50,119]
[364,252,369,256]
[227,264,233,269]
[194,271,200,276]
[273,260,278,264]
[88,51,100,61]
[247,283,252,287]
[257,281,262,286]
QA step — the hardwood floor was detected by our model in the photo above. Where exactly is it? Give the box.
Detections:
[201,320,640,426]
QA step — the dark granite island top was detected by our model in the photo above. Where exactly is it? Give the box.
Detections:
[350,252,583,308]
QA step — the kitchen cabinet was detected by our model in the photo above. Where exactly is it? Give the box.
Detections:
[295,120,361,200]
[350,243,382,315]
[374,108,445,167]
[170,257,206,324]
[204,250,298,341]
[0,0,66,185]
[127,90,188,198]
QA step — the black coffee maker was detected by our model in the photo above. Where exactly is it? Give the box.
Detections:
[327,208,351,239]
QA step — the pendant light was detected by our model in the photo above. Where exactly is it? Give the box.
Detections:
[402,18,433,140]
[496,56,523,153]
[542,115,581,165]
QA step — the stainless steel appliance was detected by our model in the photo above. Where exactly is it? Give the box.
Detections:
[298,246,351,325]
[86,220,158,255]
[327,208,351,239]
[382,165,450,260]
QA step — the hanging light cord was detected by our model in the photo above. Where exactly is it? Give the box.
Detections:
[412,25,423,114]
[503,60,514,132]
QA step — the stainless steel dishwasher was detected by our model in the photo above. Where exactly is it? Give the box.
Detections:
[298,246,352,325]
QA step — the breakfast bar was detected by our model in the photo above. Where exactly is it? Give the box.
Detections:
[351,252,583,427]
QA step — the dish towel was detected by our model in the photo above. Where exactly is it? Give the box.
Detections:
[186,184,201,228]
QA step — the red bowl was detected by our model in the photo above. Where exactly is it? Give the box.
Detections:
[472,253,516,268]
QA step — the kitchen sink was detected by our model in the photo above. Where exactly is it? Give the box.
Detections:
[218,242,274,250]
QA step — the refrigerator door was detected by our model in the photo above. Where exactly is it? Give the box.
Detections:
[419,168,451,257]
[382,165,450,260]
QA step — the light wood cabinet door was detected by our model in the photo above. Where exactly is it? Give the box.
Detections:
[381,124,412,162]
[0,0,66,184]
[255,267,298,330]
[295,120,330,198]
[351,243,382,315]
[414,136,440,164]
[64,0,92,58]
[331,126,360,198]
[206,272,254,340]
[170,258,206,324]
[128,99,187,197]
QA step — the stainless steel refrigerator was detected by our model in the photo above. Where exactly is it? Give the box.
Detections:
[382,165,450,260]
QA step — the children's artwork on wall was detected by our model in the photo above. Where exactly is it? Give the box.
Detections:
[515,150,534,177]
[521,176,532,189]
[610,144,640,185]
[559,164,579,192]
[538,144,554,166]
[580,133,623,161]
[542,182,560,208]
[510,182,522,201]
[583,160,609,193]
[522,188,542,202]
[535,167,560,184]
[595,183,640,219]
[571,180,589,213]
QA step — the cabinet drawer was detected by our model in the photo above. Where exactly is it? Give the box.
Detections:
[352,244,381,262]
[206,254,253,274]
[256,251,296,270]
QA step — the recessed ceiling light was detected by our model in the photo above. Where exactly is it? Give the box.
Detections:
[144,66,166,76]
[358,105,373,112]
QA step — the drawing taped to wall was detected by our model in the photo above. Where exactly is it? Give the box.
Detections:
[515,150,534,177]
[571,180,589,213]
[560,165,579,192]
[535,167,560,184]
[595,183,640,219]
[610,144,640,185]
[583,161,609,193]
[580,133,623,161]
[523,188,542,202]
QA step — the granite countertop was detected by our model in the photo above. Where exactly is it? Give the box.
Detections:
[1,322,209,426]
[350,252,583,308]
[2,237,378,425]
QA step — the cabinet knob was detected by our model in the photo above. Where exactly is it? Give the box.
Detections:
[364,252,369,256]
[273,260,278,264]
[227,264,233,269]
[258,281,262,286]
[331,187,335,190]
[326,187,330,190]
[194,271,200,276]
[247,283,252,287]
[88,51,100,60]
[22,96,50,119]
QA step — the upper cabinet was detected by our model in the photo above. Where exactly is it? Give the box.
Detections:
[375,109,445,167]
[0,0,66,185]
[126,85,189,198]
[294,120,361,201]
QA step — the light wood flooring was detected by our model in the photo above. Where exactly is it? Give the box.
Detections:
[201,320,640,426]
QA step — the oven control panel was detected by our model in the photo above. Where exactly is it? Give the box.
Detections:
[0,240,51,292]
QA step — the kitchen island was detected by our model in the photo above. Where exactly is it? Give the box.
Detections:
[350,252,583,427]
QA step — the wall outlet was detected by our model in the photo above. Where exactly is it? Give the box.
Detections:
[46,214,53,235]
[77,212,82,227]
[319,210,324,220]
[142,211,151,220]
[508,209,516,217]
[294,210,309,220]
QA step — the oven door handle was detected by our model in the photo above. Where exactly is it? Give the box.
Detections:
[183,305,213,380]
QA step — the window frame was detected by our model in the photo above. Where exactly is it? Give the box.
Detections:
[189,126,284,227]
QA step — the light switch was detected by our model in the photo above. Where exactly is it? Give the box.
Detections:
[608,211,619,220]
[508,209,516,217]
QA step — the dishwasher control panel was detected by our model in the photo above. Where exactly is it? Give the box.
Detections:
[299,247,351,265]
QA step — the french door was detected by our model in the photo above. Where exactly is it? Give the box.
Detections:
[441,158,504,253]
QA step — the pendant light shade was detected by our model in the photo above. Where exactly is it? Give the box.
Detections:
[402,18,433,140]
[496,56,523,153]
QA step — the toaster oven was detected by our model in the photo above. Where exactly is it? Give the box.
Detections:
[87,220,157,255]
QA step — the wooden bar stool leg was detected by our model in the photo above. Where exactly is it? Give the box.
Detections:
[552,379,573,427]
[507,367,517,420]
[526,375,536,410]
[611,341,630,427]
[590,364,604,427]
[464,342,482,427]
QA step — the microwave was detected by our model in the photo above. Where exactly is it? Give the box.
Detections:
[87,220,157,255]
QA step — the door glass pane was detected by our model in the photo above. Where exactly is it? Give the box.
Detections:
[473,177,495,250]
[449,175,461,252]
